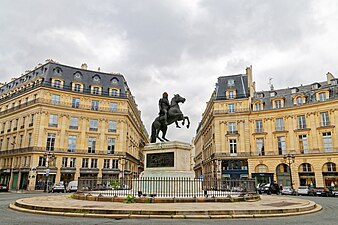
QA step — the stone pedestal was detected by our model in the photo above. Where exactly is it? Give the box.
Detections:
[140,141,195,178]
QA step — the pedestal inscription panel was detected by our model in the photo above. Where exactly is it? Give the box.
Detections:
[146,152,174,168]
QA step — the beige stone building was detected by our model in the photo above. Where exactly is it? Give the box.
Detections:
[0,60,148,191]
[194,66,338,189]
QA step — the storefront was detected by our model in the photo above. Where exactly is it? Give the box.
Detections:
[60,168,76,187]
[322,172,338,187]
[0,169,11,185]
[19,169,30,190]
[298,172,316,187]
[221,159,249,179]
[251,173,274,187]
[35,167,57,190]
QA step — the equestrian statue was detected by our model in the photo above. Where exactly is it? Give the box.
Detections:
[150,92,190,143]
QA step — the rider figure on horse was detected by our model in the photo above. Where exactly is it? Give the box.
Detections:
[159,92,170,125]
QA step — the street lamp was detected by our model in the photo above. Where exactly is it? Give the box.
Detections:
[43,151,56,192]
[283,154,295,190]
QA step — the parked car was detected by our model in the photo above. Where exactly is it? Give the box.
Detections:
[297,186,311,195]
[281,186,295,195]
[314,187,332,197]
[257,183,280,195]
[66,181,78,193]
[0,183,9,192]
[49,183,65,193]
[330,187,338,197]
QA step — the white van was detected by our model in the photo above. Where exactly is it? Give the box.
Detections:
[66,181,78,193]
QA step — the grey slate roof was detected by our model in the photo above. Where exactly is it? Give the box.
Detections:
[215,74,249,99]
[0,62,128,95]
[252,80,338,109]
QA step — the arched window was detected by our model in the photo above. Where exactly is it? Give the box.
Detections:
[300,163,312,172]
[255,164,268,173]
[325,162,337,172]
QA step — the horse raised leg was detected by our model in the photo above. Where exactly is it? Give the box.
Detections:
[184,116,190,128]
[175,121,181,128]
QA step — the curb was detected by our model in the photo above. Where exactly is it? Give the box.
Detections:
[9,201,322,219]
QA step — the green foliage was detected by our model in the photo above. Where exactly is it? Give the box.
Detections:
[110,179,121,189]
[124,194,136,203]
[145,198,153,203]
[229,197,235,202]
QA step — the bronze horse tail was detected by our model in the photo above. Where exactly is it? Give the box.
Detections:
[150,121,157,143]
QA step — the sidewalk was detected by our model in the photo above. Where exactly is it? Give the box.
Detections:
[10,195,321,219]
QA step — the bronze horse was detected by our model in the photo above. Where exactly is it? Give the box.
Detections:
[150,94,190,143]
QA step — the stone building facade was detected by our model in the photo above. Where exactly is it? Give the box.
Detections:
[194,66,338,189]
[0,61,148,191]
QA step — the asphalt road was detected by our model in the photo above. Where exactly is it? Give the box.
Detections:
[1,192,337,225]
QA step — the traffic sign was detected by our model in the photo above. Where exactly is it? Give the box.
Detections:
[46,169,50,177]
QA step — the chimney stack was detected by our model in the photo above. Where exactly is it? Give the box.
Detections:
[326,72,334,84]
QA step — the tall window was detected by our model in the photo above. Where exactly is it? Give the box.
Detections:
[277,136,286,155]
[21,116,26,128]
[228,103,235,113]
[82,158,89,168]
[19,135,23,148]
[297,115,306,129]
[256,138,264,156]
[229,139,237,155]
[0,139,2,150]
[321,112,330,126]
[74,84,81,92]
[14,119,18,130]
[91,159,98,168]
[108,120,117,132]
[299,135,308,154]
[68,135,76,152]
[38,156,46,167]
[27,133,32,147]
[112,159,119,169]
[89,119,98,131]
[88,137,96,153]
[72,98,80,108]
[110,102,117,112]
[107,138,115,154]
[276,118,284,131]
[319,92,327,101]
[228,122,236,134]
[52,94,60,105]
[53,80,61,88]
[46,133,56,151]
[29,114,34,126]
[62,157,68,167]
[322,132,333,152]
[49,114,58,127]
[69,158,76,167]
[104,159,110,168]
[69,117,78,129]
[92,100,99,111]
[275,100,282,109]
[256,120,263,133]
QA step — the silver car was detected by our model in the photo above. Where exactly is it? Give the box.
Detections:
[281,186,294,195]
[297,186,310,195]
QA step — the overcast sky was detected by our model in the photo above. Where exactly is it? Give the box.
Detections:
[1,0,338,143]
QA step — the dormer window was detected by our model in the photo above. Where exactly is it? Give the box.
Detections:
[270,91,276,97]
[228,91,235,99]
[74,84,81,92]
[256,93,264,98]
[318,92,327,101]
[312,83,319,90]
[92,87,100,95]
[331,79,338,85]
[53,80,62,89]
[296,96,303,105]
[275,100,282,108]
[227,79,235,87]
[291,88,298,94]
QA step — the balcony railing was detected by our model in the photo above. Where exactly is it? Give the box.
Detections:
[226,131,238,135]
